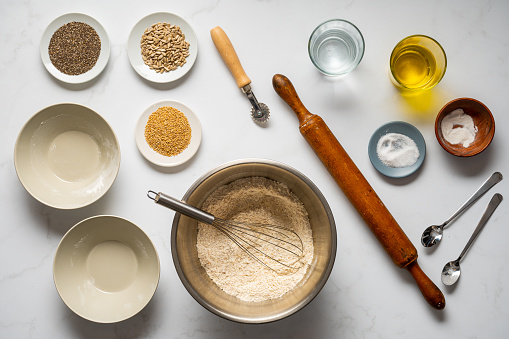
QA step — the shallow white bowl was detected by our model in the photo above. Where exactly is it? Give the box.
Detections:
[40,13,110,84]
[14,103,120,209]
[53,215,160,323]
[135,100,201,167]
[127,12,198,83]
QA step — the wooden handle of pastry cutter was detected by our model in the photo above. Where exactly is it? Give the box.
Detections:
[272,73,445,310]
[211,26,251,88]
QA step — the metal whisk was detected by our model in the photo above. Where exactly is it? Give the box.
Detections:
[147,191,304,274]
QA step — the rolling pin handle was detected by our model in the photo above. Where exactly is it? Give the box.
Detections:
[406,261,446,310]
[272,74,314,124]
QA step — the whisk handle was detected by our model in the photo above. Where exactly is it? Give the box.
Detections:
[149,191,215,225]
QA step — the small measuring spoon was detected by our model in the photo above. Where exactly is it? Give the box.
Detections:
[441,193,503,286]
[421,172,502,247]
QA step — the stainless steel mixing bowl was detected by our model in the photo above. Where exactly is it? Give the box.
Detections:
[171,159,336,323]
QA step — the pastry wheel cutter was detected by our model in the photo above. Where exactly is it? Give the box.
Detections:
[211,26,270,123]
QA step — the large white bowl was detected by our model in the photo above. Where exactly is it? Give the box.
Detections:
[14,103,120,209]
[53,215,160,323]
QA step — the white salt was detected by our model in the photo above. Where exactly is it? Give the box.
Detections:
[377,133,420,168]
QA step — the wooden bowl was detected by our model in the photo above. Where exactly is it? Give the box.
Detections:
[435,98,495,157]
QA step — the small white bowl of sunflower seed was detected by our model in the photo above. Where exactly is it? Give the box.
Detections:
[128,12,198,83]
[135,100,202,167]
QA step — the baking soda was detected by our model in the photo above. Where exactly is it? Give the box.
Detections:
[441,109,477,147]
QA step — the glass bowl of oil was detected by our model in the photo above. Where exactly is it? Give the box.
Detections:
[389,35,447,90]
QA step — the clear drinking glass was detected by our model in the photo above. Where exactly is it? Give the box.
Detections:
[308,19,365,76]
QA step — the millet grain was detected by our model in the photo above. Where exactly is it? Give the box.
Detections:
[144,106,191,157]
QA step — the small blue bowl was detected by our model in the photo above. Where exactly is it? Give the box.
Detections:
[368,121,426,178]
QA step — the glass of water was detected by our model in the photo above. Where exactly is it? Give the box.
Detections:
[308,19,365,76]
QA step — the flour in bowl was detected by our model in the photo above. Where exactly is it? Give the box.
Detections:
[196,177,314,302]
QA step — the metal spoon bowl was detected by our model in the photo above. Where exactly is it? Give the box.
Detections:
[421,224,444,247]
[441,260,461,286]
[421,172,502,247]
[441,193,503,286]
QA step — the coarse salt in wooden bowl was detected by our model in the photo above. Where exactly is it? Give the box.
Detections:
[435,98,495,157]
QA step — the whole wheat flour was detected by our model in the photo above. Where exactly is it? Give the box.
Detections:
[196,177,314,302]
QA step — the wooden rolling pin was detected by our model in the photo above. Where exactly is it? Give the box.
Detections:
[272,74,445,310]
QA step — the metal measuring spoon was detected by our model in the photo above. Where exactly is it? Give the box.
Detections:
[441,193,503,286]
[421,172,502,247]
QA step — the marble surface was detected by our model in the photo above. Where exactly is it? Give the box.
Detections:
[1,0,508,338]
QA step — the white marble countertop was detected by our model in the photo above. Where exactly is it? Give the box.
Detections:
[1,0,508,338]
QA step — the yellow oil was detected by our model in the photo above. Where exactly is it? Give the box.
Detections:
[391,45,437,89]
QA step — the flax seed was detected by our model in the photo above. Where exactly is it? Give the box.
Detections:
[48,21,101,75]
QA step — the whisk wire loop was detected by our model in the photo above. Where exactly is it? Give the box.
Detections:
[215,219,304,257]
[150,191,305,275]
[212,218,304,274]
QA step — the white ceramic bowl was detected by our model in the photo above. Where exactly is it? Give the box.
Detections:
[127,12,198,83]
[40,13,110,84]
[135,100,201,167]
[14,103,120,209]
[53,215,160,323]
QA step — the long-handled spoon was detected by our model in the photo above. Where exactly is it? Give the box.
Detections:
[441,193,503,286]
[421,172,502,247]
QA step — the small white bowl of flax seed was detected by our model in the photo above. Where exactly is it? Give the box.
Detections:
[40,13,110,84]
[135,100,202,167]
